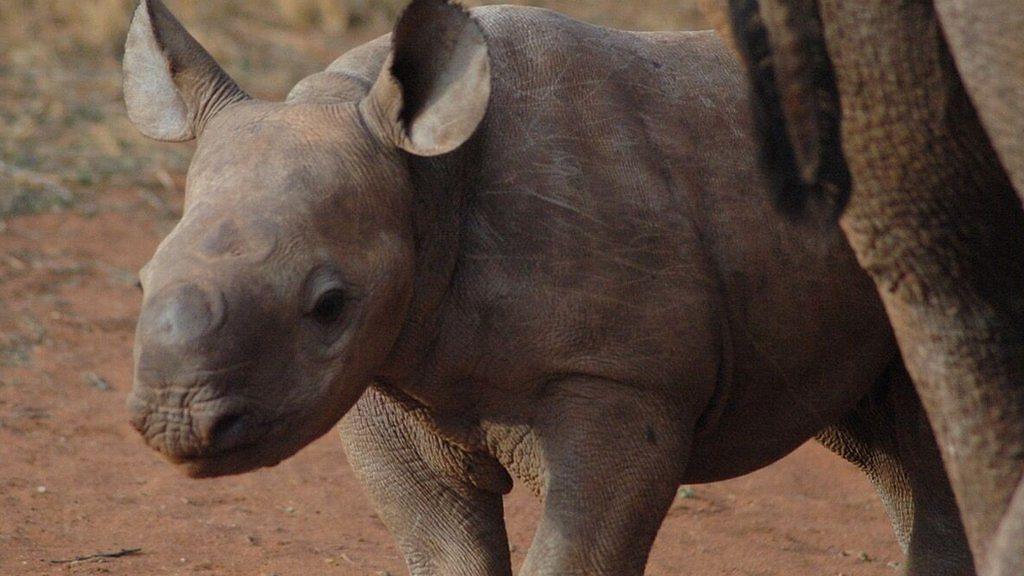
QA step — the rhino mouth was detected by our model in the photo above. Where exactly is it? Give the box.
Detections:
[128,391,298,478]
[167,414,306,478]
[172,438,285,478]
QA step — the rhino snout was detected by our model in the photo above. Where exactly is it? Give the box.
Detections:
[128,393,264,462]
[131,280,275,469]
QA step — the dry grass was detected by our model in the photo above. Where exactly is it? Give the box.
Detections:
[0,0,706,219]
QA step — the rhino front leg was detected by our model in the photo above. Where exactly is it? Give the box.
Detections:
[340,386,514,576]
[520,378,689,576]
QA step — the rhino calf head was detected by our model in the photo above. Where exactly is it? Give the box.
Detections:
[124,0,490,477]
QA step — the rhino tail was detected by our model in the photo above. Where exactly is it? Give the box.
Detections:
[727,0,851,222]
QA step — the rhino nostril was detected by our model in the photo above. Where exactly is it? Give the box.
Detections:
[206,411,251,450]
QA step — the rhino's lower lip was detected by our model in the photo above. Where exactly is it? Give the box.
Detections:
[169,415,305,478]
[172,440,284,478]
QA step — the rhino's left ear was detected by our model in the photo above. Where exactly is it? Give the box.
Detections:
[123,0,249,142]
[363,0,491,157]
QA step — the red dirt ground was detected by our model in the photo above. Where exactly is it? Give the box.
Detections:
[0,182,904,576]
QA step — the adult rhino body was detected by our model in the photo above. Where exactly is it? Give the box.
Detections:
[123,0,968,573]
[709,1,1024,573]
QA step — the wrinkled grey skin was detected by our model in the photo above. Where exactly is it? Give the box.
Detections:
[711,0,1024,574]
[123,0,970,573]
[936,0,1024,203]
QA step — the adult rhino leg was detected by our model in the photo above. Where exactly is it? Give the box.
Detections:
[339,386,513,576]
[817,363,974,576]
[728,0,1024,569]
[934,7,1024,573]
[518,378,689,576]
[815,0,1024,569]
[933,0,1024,205]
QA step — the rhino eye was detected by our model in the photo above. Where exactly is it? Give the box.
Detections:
[311,289,346,325]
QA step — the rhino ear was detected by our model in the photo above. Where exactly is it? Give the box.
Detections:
[123,0,248,142]
[363,0,491,157]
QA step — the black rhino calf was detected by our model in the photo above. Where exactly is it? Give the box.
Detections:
[123,0,972,574]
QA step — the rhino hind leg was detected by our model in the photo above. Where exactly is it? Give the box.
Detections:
[817,363,974,576]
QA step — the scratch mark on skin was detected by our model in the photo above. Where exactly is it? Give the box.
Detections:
[482,187,586,218]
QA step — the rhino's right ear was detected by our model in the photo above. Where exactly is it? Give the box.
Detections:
[362,0,491,157]
[123,0,248,142]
